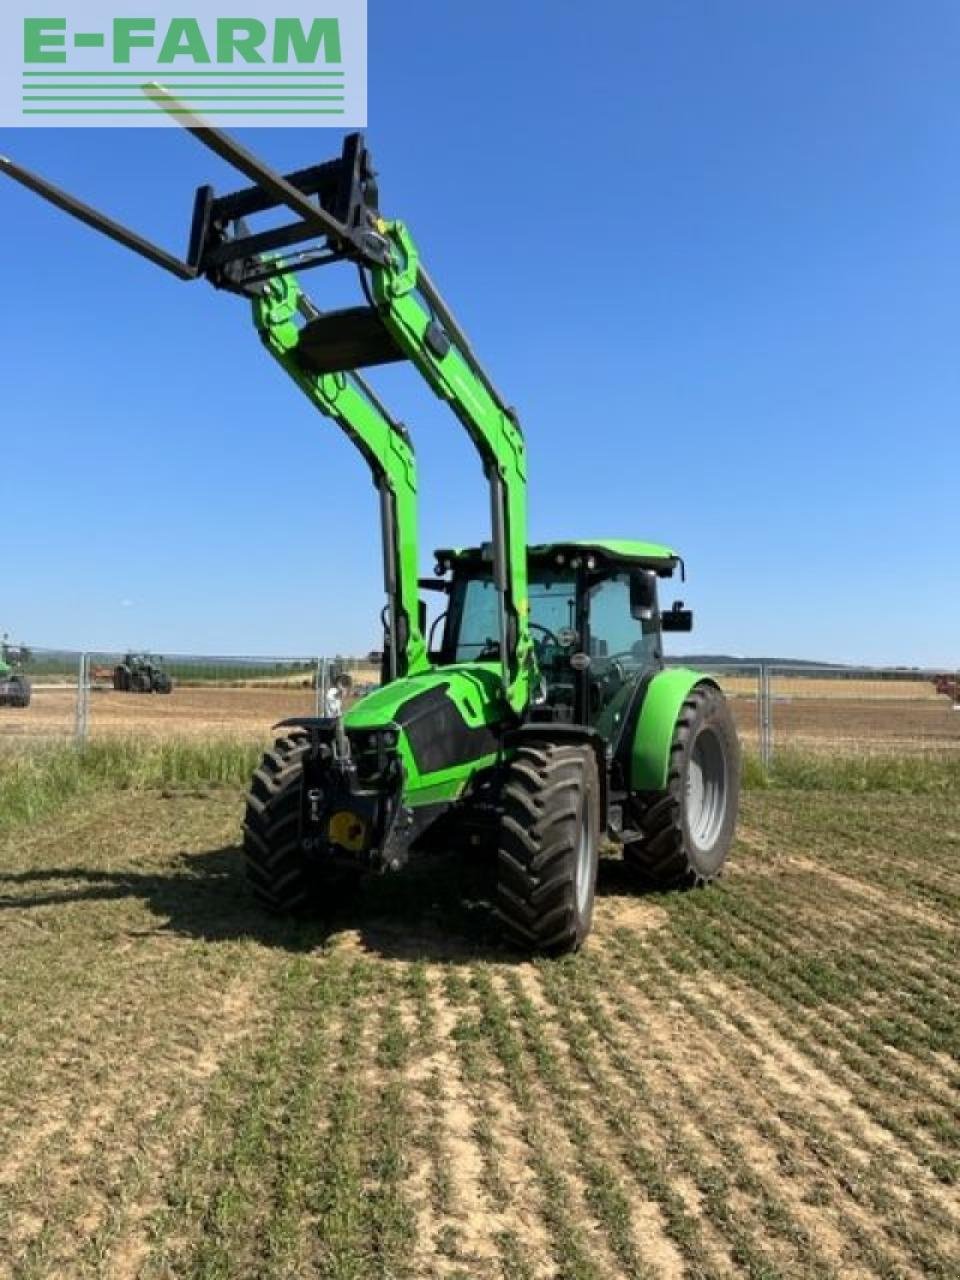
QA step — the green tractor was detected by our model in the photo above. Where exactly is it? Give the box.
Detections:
[2,92,739,953]
[0,647,31,709]
[113,653,174,695]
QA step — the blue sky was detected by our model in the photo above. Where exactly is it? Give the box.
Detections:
[2,1,957,665]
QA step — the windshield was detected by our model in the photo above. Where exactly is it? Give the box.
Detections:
[444,568,661,738]
[448,572,576,664]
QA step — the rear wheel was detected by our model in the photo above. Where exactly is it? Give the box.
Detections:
[496,740,600,955]
[625,683,740,888]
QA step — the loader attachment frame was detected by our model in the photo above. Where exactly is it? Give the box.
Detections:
[0,82,533,710]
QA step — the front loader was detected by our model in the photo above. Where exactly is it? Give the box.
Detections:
[2,89,740,952]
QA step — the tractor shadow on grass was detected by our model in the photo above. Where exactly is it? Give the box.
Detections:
[1,843,653,964]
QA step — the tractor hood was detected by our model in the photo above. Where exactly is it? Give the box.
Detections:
[344,662,505,799]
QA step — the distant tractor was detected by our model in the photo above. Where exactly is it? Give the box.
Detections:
[0,652,31,708]
[113,654,173,695]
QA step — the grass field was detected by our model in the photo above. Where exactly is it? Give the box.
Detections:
[1,747,958,1278]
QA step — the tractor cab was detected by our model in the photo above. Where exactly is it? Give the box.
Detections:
[433,540,690,746]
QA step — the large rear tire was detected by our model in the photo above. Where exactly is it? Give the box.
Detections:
[243,731,314,912]
[496,740,600,955]
[625,683,740,889]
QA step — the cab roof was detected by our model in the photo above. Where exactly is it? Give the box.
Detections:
[435,540,681,578]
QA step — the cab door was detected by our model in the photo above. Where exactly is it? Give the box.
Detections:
[584,571,662,745]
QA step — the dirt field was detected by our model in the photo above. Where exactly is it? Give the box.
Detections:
[3,678,959,755]
[1,781,957,1278]
[0,685,320,743]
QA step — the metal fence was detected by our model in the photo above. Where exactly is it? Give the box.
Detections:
[3,646,959,762]
[0,648,379,747]
[677,661,960,762]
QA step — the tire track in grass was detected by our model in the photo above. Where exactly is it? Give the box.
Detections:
[740,829,960,937]
[600,932,947,1279]
[527,958,825,1280]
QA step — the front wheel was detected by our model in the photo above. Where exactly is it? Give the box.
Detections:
[625,683,740,889]
[496,740,600,955]
[243,731,314,912]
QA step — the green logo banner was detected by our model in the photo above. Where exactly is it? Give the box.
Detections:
[3,2,366,126]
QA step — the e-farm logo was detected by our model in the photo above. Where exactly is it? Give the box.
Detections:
[1,2,366,127]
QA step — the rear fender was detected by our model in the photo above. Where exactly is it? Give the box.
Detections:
[630,669,719,792]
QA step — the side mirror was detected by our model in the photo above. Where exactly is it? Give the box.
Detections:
[661,600,694,632]
[629,570,658,621]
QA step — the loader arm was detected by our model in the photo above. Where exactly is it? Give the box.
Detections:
[365,223,533,714]
[254,270,427,679]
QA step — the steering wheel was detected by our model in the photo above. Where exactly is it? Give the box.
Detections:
[595,651,637,687]
[480,624,562,662]
[529,622,560,653]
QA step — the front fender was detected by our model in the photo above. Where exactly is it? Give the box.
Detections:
[630,668,719,791]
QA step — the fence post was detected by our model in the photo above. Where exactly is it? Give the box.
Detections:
[314,656,322,717]
[74,652,89,744]
[759,664,773,770]
[319,657,329,717]
[756,665,764,763]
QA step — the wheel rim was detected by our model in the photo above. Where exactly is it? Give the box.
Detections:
[686,727,727,853]
[575,806,594,917]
